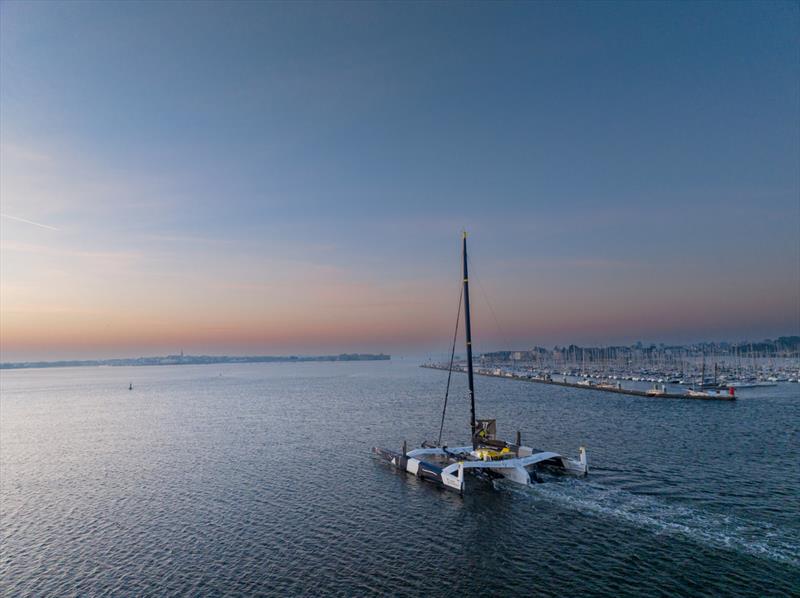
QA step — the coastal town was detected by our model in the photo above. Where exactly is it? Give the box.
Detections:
[0,352,391,370]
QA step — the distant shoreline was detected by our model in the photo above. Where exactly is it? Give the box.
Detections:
[0,353,391,371]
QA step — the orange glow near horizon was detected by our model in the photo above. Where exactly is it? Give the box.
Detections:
[2,185,798,362]
[2,251,797,362]
[2,191,798,361]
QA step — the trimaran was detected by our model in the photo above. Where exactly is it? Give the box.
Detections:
[373,233,588,494]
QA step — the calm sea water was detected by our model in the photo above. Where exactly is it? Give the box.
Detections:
[1,360,798,596]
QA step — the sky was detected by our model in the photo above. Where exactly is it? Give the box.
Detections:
[1,1,798,361]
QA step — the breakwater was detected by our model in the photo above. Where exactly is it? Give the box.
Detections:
[421,364,736,401]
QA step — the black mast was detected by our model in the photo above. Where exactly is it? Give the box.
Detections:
[462,232,477,449]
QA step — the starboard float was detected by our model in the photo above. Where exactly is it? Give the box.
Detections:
[373,233,588,494]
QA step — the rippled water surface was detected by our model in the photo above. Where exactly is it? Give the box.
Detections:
[2,361,798,596]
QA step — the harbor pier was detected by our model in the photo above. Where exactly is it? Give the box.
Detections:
[421,364,737,401]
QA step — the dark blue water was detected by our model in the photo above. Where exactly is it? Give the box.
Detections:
[1,361,798,596]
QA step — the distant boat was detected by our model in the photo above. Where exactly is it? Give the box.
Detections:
[129,383,133,390]
[687,387,736,399]
[724,381,777,389]
[695,356,719,389]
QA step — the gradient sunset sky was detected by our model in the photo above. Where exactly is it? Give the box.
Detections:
[1,1,798,361]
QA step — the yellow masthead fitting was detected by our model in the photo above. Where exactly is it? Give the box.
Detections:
[462,230,467,239]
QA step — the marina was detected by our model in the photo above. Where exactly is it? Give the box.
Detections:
[473,342,800,387]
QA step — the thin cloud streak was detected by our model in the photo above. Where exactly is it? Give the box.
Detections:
[0,240,139,262]
[0,212,60,231]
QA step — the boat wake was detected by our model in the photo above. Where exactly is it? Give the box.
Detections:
[504,479,799,568]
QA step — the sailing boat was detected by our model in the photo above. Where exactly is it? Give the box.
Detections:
[687,354,722,397]
[373,233,587,494]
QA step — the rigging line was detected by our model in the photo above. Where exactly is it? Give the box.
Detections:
[467,254,512,351]
[437,285,463,447]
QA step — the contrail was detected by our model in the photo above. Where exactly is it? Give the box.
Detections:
[0,212,60,231]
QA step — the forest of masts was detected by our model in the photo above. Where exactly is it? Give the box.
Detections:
[479,338,800,379]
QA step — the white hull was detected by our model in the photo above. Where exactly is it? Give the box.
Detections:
[375,444,587,493]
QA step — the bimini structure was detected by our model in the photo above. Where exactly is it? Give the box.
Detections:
[373,233,588,494]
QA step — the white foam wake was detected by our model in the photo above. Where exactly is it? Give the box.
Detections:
[504,478,799,567]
